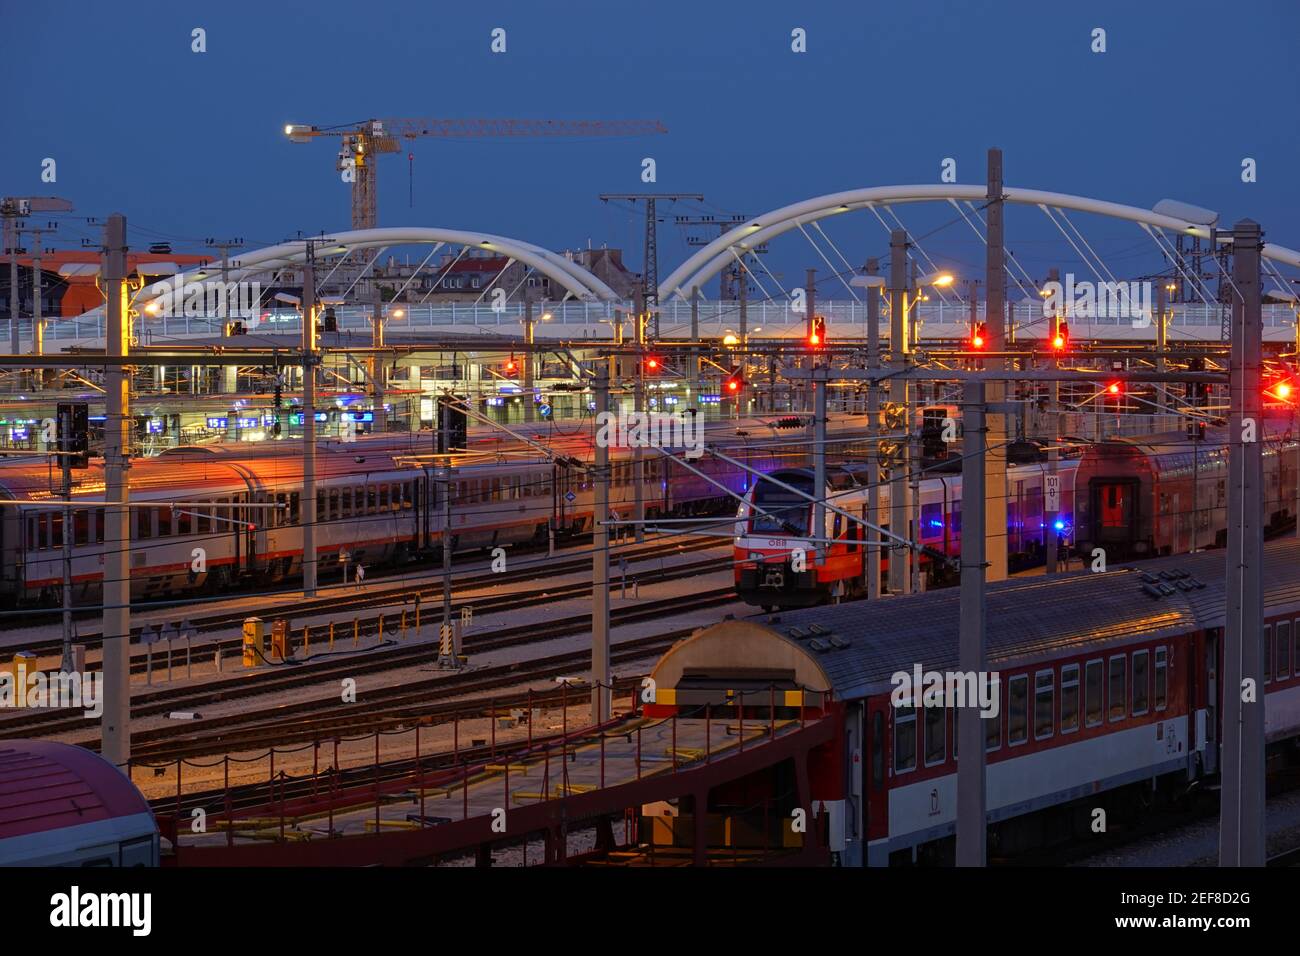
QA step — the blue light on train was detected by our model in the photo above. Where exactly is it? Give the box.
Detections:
[1053,520,1066,531]
[927,518,944,530]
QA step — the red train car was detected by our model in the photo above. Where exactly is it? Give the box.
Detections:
[0,741,158,867]
[648,537,1300,865]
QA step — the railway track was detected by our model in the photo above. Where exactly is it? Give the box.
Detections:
[124,630,693,763]
[147,677,645,819]
[6,586,738,749]
[10,535,726,660]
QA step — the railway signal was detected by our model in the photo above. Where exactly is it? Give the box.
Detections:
[724,367,744,395]
[1051,320,1069,352]
[969,321,987,350]
[808,315,827,348]
[1266,377,1294,403]
[504,355,517,375]
[643,356,662,374]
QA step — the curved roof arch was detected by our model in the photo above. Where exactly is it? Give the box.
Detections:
[658,184,1300,302]
[132,226,621,312]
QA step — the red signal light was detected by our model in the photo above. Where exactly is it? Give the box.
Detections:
[1107,382,1122,395]
[970,322,987,350]
[645,357,660,372]
[809,316,827,349]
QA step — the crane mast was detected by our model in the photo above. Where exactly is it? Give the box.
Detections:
[286,117,667,230]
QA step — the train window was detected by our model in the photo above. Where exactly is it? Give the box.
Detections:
[341,489,353,519]
[378,485,389,511]
[1132,650,1149,716]
[1008,675,1028,745]
[1294,620,1300,677]
[366,487,377,514]
[1108,655,1127,721]
[73,510,89,546]
[1264,624,1273,683]
[175,503,191,535]
[1026,487,1042,519]
[1060,664,1079,733]
[196,503,210,534]
[984,700,1001,752]
[94,508,104,544]
[751,474,814,536]
[50,512,64,548]
[1277,622,1292,678]
[1154,647,1168,710]
[924,706,945,766]
[36,513,48,550]
[871,711,885,789]
[832,513,842,538]
[921,502,942,538]
[290,493,301,524]
[136,508,153,540]
[1085,659,1104,727]
[316,492,326,522]
[951,501,961,534]
[893,706,917,774]
[1034,671,1054,740]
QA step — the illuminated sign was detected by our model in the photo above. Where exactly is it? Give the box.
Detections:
[237,417,258,429]
[147,419,164,434]
[206,417,228,429]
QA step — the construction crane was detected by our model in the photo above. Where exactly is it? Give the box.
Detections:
[285,118,668,230]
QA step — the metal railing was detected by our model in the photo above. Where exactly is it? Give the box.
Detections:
[31,300,1299,344]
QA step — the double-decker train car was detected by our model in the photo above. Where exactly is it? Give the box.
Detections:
[1073,428,1298,559]
[646,537,1300,865]
[0,740,159,867]
[733,460,1081,609]
[0,412,873,607]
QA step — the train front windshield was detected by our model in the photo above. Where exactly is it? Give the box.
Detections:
[749,473,813,536]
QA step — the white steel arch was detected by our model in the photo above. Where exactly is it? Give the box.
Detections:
[132,226,621,310]
[659,185,1300,301]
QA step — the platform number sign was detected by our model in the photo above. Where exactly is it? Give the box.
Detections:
[1045,475,1061,513]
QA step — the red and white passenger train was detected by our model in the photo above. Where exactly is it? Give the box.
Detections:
[649,537,1300,865]
[0,413,871,607]
[733,426,1299,609]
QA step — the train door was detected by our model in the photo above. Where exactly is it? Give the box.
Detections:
[555,460,573,530]
[865,696,890,844]
[1089,478,1139,555]
[1204,630,1219,774]
[419,468,434,551]
[844,703,865,863]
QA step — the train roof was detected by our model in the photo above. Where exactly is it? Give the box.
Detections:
[653,538,1300,702]
[0,740,151,843]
